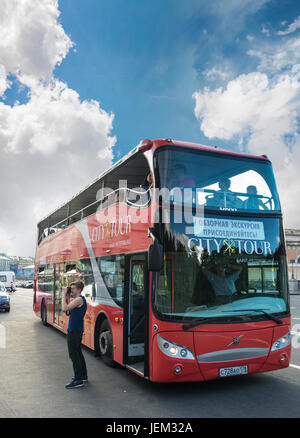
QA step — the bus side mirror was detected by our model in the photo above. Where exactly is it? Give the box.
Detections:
[148,238,163,272]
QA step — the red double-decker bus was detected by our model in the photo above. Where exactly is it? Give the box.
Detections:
[33,138,291,382]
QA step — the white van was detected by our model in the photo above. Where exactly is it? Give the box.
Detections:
[0,271,16,292]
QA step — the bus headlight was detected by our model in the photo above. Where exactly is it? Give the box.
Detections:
[271,332,291,351]
[157,335,195,360]
[169,346,178,355]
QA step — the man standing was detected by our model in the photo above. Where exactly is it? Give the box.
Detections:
[62,281,88,389]
[214,177,239,208]
[202,263,242,304]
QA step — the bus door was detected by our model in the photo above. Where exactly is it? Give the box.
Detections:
[54,263,64,327]
[124,253,149,377]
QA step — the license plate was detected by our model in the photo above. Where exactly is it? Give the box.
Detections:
[219,365,248,377]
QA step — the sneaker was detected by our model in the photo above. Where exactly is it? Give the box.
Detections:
[72,376,88,383]
[65,379,84,389]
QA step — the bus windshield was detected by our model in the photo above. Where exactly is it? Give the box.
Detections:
[153,213,288,322]
[156,147,281,212]
[153,146,288,322]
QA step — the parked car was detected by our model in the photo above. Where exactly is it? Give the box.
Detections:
[18,281,27,288]
[0,282,10,312]
[15,280,33,288]
[24,281,33,289]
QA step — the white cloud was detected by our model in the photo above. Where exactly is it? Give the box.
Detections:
[2,80,115,157]
[248,38,300,74]
[193,14,300,229]
[209,0,270,21]
[261,24,271,37]
[193,73,298,141]
[277,15,300,36]
[0,65,9,96]
[193,70,300,227]
[203,67,230,82]
[0,0,116,256]
[178,0,271,32]
[0,94,115,255]
[0,0,73,85]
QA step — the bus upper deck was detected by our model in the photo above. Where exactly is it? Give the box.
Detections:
[36,138,279,246]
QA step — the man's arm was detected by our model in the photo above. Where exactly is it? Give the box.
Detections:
[227,264,242,273]
[62,287,83,313]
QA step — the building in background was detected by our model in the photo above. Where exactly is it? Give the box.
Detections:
[0,254,34,279]
[20,264,34,278]
[14,257,34,279]
[0,253,11,271]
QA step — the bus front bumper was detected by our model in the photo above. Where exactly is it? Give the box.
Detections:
[151,325,291,383]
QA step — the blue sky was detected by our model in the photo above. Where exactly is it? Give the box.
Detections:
[54,0,202,159]
[51,0,300,159]
[2,0,300,157]
[1,0,300,255]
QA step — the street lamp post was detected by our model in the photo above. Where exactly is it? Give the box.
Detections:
[291,259,295,280]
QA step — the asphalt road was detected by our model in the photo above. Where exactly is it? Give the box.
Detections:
[1,288,300,419]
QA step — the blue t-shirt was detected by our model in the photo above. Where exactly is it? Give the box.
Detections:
[67,296,87,333]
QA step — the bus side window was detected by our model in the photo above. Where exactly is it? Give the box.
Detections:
[98,255,125,307]
[38,266,45,292]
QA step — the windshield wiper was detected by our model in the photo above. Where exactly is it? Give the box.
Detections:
[222,309,283,325]
[182,317,224,330]
[182,313,253,330]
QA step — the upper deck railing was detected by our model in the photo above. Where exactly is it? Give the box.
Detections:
[38,186,152,245]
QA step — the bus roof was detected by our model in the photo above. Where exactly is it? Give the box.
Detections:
[148,138,270,162]
[37,138,270,238]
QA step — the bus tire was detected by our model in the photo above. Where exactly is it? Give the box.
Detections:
[41,300,48,326]
[96,319,116,368]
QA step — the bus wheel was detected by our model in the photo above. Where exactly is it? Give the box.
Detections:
[97,319,116,367]
[41,301,48,326]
